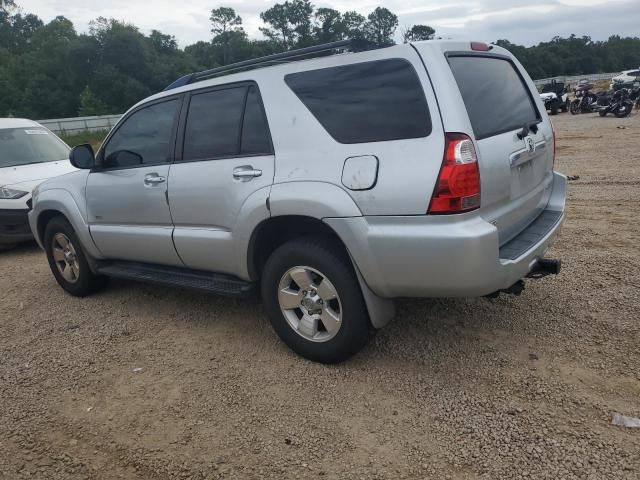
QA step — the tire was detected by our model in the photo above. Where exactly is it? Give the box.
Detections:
[44,216,108,297]
[614,104,632,118]
[261,237,370,363]
[570,100,580,115]
[599,110,607,117]
[561,99,569,113]
[550,104,559,115]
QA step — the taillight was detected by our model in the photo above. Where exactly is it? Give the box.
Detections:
[428,133,481,214]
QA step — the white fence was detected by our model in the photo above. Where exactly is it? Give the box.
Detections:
[38,114,122,135]
[533,72,619,87]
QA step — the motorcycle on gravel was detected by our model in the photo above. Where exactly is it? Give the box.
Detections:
[596,88,634,118]
[570,82,599,114]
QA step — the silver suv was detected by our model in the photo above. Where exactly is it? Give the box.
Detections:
[29,40,566,363]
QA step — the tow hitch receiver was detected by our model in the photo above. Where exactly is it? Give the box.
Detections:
[527,258,562,279]
[486,259,561,299]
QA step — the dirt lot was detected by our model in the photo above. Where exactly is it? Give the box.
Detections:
[1,112,639,480]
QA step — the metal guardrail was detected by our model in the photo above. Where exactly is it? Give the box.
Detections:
[37,114,121,135]
[533,72,619,87]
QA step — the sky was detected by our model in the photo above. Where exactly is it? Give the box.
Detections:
[16,0,640,48]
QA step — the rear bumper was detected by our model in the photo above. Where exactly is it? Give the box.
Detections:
[326,172,567,298]
[0,209,33,244]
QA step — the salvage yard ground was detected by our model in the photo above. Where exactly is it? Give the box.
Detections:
[1,112,639,479]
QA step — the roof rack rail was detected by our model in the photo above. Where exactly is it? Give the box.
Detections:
[164,38,377,91]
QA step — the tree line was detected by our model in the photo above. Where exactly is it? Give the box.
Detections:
[1,0,639,119]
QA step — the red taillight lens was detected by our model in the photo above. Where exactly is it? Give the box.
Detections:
[428,133,481,214]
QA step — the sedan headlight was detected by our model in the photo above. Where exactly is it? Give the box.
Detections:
[0,187,28,199]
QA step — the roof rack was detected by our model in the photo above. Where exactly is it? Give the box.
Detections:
[164,38,377,91]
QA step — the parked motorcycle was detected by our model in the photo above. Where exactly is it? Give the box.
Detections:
[596,88,634,118]
[570,82,598,114]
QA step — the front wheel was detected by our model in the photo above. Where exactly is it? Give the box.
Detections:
[599,110,608,117]
[44,216,108,296]
[261,237,370,363]
[570,100,580,115]
[550,104,559,115]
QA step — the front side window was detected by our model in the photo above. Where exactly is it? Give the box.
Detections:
[103,99,179,169]
[0,127,69,168]
[182,84,272,161]
[285,59,432,144]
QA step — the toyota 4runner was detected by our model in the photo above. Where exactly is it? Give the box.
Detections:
[29,40,567,363]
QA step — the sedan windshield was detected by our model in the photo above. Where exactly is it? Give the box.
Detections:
[0,127,70,168]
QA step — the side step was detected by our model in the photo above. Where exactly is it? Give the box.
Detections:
[96,261,254,297]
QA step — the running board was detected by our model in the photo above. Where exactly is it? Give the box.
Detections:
[96,262,254,297]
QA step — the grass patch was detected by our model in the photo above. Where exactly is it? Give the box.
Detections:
[59,129,109,151]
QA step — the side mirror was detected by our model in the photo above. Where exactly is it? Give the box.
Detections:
[69,144,95,169]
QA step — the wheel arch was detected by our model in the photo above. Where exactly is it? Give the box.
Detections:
[247,214,395,329]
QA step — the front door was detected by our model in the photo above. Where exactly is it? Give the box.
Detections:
[168,83,274,276]
[86,96,184,266]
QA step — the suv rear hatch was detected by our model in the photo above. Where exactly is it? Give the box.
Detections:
[446,51,554,246]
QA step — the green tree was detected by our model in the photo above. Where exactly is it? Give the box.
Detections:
[210,7,244,64]
[78,86,108,116]
[364,7,398,46]
[403,24,435,43]
[260,0,313,48]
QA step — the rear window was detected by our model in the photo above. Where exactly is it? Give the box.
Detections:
[448,55,540,140]
[285,59,431,144]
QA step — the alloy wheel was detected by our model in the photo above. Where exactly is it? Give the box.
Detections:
[51,233,80,283]
[277,266,342,342]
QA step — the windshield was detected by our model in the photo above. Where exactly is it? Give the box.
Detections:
[0,127,70,168]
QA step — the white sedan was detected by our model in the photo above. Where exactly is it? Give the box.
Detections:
[0,118,76,249]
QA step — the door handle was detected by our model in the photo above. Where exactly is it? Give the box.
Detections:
[144,174,166,185]
[233,167,262,179]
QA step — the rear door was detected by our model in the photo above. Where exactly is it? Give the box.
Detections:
[446,53,554,244]
[168,82,274,275]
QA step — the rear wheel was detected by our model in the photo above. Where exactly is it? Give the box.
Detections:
[599,110,608,117]
[261,237,370,363]
[44,216,108,296]
[550,104,559,115]
[561,99,569,113]
[614,103,632,118]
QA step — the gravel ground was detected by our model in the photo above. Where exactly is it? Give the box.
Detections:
[1,112,639,480]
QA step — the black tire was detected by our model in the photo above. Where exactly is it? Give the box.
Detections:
[570,100,580,115]
[614,104,632,118]
[599,110,607,117]
[261,237,370,363]
[0,243,17,252]
[44,216,108,297]
[550,104,559,115]
[561,99,569,113]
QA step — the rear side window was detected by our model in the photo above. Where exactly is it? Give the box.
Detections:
[448,55,540,140]
[183,84,272,161]
[285,59,431,144]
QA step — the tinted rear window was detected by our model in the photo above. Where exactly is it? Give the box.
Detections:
[448,55,540,140]
[285,59,431,144]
